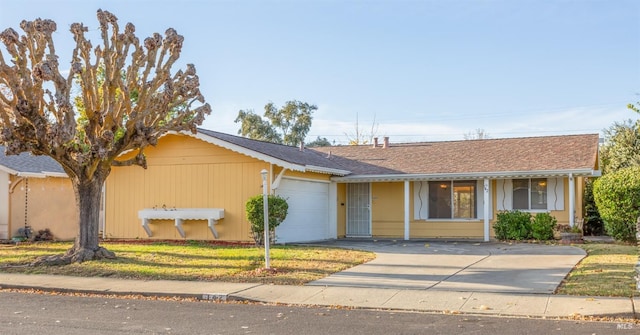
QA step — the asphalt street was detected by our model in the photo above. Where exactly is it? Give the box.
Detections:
[0,291,634,335]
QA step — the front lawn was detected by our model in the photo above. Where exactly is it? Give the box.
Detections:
[0,241,375,285]
[556,242,638,297]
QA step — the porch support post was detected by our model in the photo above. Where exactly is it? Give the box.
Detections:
[483,178,490,242]
[569,173,575,227]
[404,180,410,240]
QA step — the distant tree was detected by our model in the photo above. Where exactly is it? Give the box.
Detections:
[599,119,640,175]
[306,136,332,147]
[0,11,210,263]
[235,100,316,146]
[464,128,490,140]
[345,113,379,145]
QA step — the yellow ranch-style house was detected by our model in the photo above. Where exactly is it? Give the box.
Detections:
[0,130,600,243]
[105,130,600,243]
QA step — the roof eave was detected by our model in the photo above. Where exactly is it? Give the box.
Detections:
[331,169,601,182]
[305,165,351,176]
[0,165,68,178]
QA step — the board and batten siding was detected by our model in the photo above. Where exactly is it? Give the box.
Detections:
[105,134,269,241]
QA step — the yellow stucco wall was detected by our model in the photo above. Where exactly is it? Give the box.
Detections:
[339,177,583,240]
[9,176,77,240]
[105,134,270,241]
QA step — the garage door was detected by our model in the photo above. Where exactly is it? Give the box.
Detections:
[275,178,330,243]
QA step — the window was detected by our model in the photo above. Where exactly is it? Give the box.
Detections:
[513,178,547,210]
[428,181,477,219]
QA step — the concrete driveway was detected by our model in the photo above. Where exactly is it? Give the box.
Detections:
[307,240,586,294]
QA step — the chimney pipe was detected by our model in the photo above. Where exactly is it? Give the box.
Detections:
[299,142,304,152]
[383,136,389,148]
[373,137,379,148]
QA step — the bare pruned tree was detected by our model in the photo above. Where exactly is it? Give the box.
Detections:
[345,113,379,145]
[0,10,211,263]
[463,128,490,140]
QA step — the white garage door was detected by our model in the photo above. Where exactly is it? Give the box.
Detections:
[275,178,330,243]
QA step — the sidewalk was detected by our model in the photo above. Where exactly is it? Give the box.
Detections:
[0,273,637,319]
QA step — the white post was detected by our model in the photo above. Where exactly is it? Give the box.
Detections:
[404,180,410,240]
[483,178,490,242]
[261,169,270,269]
[569,173,575,228]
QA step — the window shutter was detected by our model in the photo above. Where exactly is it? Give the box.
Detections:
[413,181,429,219]
[496,179,513,211]
[547,177,565,211]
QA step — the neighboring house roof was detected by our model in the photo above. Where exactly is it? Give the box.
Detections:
[311,134,601,181]
[191,129,351,176]
[0,146,66,177]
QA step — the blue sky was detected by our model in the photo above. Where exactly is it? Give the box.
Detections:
[1,0,638,144]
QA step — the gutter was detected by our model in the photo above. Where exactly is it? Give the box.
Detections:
[331,169,601,182]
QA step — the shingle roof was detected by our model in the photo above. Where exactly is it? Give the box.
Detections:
[195,128,351,174]
[0,132,599,179]
[0,146,65,176]
[311,134,600,178]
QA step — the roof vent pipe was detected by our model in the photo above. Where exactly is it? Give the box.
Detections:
[373,137,379,148]
[299,142,304,152]
[383,137,389,148]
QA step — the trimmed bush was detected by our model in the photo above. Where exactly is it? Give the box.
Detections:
[531,212,557,240]
[493,210,532,240]
[245,194,289,245]
[593,166,640,243]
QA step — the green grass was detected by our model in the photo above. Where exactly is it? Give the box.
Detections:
[556,243,638,297]
[0,241,375,285]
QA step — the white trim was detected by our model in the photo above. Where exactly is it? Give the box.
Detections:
[569,173,575,227]
[483,178,490,242]
[0,164,67,178]
[271,168,287,190]
[404,180,410,240]
[331,169,599,183]
[0,170,9,240]
[305,165,350,176]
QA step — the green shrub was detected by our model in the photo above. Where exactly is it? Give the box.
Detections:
[593,167,640,243]
[245,194,289,245]
[531,212,557,240]
[493,210,533,240]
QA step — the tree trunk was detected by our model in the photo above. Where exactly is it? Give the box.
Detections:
[66,174,115,262]
[33,173,115,265]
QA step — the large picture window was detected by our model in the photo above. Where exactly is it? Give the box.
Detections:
[428,181,477,219]
[513,178,547,210]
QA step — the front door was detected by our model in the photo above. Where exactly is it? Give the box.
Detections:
[346,183,371,237]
